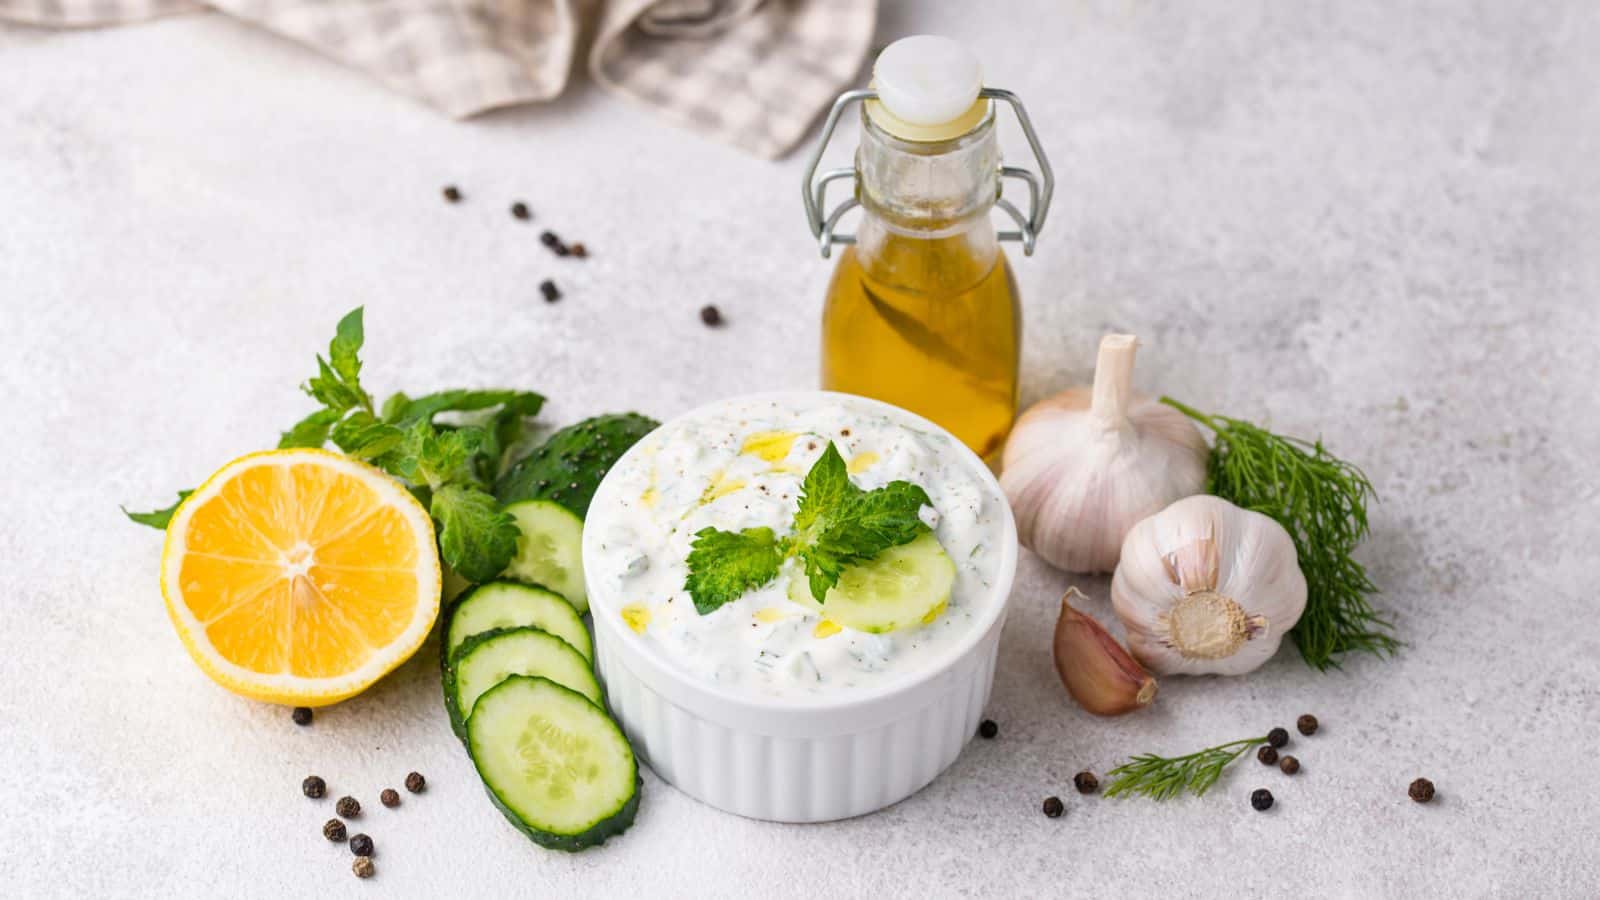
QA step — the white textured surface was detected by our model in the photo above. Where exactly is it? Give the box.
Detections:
[3,2,1598,897]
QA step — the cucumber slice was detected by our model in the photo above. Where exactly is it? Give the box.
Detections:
[467,675,639,851]
[502,500,587,614]
[444,627,603,739]
[785,532,956,634]
[445,580,591,664]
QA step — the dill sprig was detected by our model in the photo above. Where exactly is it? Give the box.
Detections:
[1161,397,1398,671]
[1104,735,1267,800]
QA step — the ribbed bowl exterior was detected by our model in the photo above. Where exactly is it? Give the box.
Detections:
[595,609,1006,823]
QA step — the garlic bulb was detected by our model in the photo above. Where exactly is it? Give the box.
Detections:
[1000,334,1208,573]
[1111,495,1307,676]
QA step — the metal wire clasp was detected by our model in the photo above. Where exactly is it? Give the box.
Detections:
[801,88,1055,258]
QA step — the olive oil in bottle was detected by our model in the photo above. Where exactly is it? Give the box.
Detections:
[804,36,1051,460]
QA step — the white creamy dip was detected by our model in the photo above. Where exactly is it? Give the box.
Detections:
[585,394,1009,700]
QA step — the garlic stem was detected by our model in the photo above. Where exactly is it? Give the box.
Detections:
[1089,334,1139,427]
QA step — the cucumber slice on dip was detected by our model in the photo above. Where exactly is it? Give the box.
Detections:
[786,532,956,634]
[446,581,591,664]
[445,627,604,740]
[502,500,587,614]
[467,675,640,852]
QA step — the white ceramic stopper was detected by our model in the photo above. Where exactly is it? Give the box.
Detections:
[873,35,983,126]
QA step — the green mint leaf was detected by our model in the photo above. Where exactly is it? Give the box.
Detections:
[278,408,342,449]
[372,420,484,489]
[383,389,544,426]
[789,444,932,603]
[834,480,932,549]
[381,391,412,422]
[476,407,528,484]
[121,490,193,529]
[419,426,486,489]
[801,481,931,602]
[301,308,371,414]
[329,411,405,460]
[430,484,519,583]
[793,441,857,540]
[329,306,365,388]
[685,526,784,615]
[305,355,364,412]
[372,419,430,484]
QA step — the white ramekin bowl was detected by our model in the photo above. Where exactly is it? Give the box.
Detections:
[583,391,1018,823]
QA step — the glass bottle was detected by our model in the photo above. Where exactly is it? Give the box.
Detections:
[803,36,1053,461]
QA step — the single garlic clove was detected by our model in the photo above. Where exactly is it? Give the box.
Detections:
[1053,587,1158,716]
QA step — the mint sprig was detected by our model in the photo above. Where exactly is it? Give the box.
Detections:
[683,442,933,615]
[684,527,786,615]
[123,307,546,586]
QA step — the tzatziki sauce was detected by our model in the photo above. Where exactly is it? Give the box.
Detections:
[585,394,1009,701]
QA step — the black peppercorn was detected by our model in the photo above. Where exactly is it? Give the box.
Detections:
[349,833,374,857]
[1409,778,1435,803]
[539,279,561,303]
[405,772,426,793]
[352,856,375,879]
[336,796,361,818]
[380,789,400,808]
[291,706,312,726]
[442,185,461,203]
[570,242,588,258]
[553,242,571,257]
[1257,745,1279,766]
[1073,771,1099,794]
[323,819,347,842]
[1278,755,1300,775]
[977,719,998,739]
[302,775,327,799]
[511,201,530,220]
[1250,788,1274,811]
[1042,796,1064,818]
[1266,727,1289,748]
[1297,714,1319,736]
[539,230,560,247]
[700,305,724,327]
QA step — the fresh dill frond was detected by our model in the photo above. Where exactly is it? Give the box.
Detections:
[1104,735,1267,800]
[1161,397,1398,671]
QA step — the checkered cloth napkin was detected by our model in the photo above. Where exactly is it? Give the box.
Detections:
[0,0,876,158]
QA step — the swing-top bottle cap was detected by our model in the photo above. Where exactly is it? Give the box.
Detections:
[867,35,989,142]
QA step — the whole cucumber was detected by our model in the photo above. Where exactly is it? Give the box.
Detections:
[493,413,658,517]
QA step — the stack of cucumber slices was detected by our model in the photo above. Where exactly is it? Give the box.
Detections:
[440,498,638,852]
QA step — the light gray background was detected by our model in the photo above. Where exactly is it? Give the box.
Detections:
[3,1,1596,897]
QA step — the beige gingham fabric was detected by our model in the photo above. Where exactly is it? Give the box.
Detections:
[0,0,876,158]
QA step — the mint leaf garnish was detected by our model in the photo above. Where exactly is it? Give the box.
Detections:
[682,441,933,614]
[431,484,520,582]
[793,442,854,537]
[685,527,785,615]
[121,490,193,529]
[800,477,931,603]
